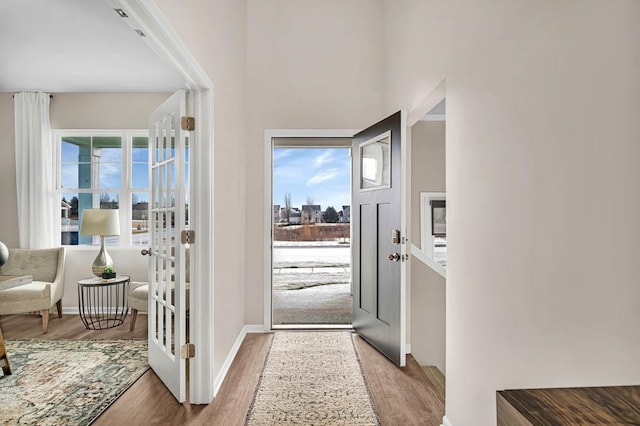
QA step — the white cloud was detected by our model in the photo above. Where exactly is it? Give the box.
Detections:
[306,168,339,186]
[314,149,335,166]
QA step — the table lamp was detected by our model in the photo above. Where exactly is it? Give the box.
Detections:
[80,209,120,277]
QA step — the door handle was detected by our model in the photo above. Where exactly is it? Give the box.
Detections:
[388,252,401,262]
[141,248,152,256]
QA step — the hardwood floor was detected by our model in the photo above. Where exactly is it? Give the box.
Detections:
[0,313,147,340]
[422,365,446,399]
[498,386,640,425]
[353,335,445,425]
[2,314,445,425]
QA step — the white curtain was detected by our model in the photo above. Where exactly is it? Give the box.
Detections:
[14,92,56,248]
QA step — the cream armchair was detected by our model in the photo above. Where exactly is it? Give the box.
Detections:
[0,247,66,333]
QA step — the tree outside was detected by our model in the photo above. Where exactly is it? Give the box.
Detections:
[323,206,339,223]
[284,192,292,224]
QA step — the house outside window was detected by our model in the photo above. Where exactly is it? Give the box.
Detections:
[54,130,150,247]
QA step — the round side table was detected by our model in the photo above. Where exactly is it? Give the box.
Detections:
[77,275,130,330]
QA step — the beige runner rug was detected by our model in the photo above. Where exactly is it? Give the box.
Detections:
[247,331,379,425]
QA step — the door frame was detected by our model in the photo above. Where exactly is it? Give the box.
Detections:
[263,129,358,331]
[111,0,215,404]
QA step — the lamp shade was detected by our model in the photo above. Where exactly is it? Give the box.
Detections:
[80,209,120,236]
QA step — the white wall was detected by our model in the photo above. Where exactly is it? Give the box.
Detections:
[0,92,170,310]
[153,0,248,380]
[49,93,169,129]
[411,260,446,372]
[410,120,446,373]
[384,1,640,424]
[0,93,18,248]
[243,0,386,325]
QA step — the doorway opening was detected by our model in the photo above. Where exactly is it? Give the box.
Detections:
[270,137,352,329]
[408,83,447,398]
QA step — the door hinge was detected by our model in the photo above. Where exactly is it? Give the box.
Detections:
[181,343,195,359]
[181,229,195,244]
[181,116,195,131]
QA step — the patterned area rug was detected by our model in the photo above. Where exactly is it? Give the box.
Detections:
[0,339,148,425]
[247,332,379,425]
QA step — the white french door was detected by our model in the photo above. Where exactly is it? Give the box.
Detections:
[147,90,190,402]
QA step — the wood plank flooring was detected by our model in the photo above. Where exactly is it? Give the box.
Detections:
[498,386,640,425]
[422,365,446,399]
[1,314,445,425]
[353,334,445,425]
[0,313,147,340]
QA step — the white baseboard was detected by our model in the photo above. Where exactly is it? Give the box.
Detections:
[213,324,267,396]
[62,307,80,315]
[406,344,411,354]
[442,415,453,426]
[244,324,267,333]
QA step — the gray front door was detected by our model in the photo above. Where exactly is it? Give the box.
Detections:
[352,111,406,367]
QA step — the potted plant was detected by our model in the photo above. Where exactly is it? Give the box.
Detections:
[101,266,116,280]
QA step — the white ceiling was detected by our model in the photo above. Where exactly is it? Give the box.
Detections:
[0,0,184,92]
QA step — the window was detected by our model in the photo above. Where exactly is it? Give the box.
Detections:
[55,130,150,247]
[360,131,391,191]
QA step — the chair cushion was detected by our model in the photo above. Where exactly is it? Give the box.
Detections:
[129,282,148,301]
[128,282,148,312]
[0,248,60,282]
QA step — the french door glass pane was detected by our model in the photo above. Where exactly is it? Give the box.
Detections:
[132,192,150,246]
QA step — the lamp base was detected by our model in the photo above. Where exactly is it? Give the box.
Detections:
[0,241,8,268]
[92,236,113,277]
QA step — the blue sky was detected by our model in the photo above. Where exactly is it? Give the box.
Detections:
[61,141,151,202]
[273,148,351,211]
[62,142,351,210]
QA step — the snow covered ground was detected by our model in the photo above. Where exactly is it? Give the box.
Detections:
[272,243,350,269]
[272,242,352,325]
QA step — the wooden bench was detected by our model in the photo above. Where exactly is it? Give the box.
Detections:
[498,385,640,425]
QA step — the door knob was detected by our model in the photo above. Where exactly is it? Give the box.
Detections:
[388,252,401,262]
[141,248,152,256]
